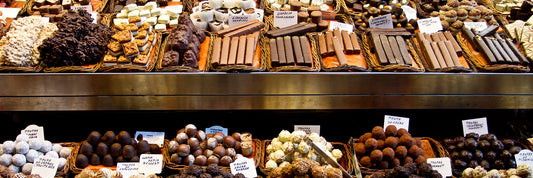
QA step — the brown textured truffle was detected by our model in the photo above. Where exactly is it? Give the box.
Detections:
[403,156,414,164]
[415,155,426,164]
[326,168,342,178]
[383,147,395,161]
[360,156,372,167]
[395,146,408,159]
[162,50,179,66]
[385,125,398,137]
[397,128,410,137]
[372,126,385,139]
[312,166,328,178]
[408,145,423,157]
[385,137,399,148]
[377,140,385,149]
[355,143,366,156]
[365,138,379,151]
[399,134,415,147]
[370,150,383,163]
[137,140,150,154]
[360,132,372,144]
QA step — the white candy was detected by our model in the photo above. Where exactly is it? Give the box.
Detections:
[265,160,277,169]
[15,142,29,154]
[158,15,170,24]
[117,11,128,18]
[28,139,42,150]
[45,151,59,158]
[0,154,12,166]
[320,4,330,11]
[0,144,4,155]
[22,163,33,174]
[140,10,151,17]
[126,4,138,11]
[3,141,15,154]
[168,141,178,153]
[12,154,26,167]
[278,130,291,142]
[57,158,66,171]
[145,1,157,9]
[40,141,52,153]
[155,24,167,31]
[166,8,180,16]
[113,18,129,26]
[26,149,39,163]
[271,3,282,11]
[150,8,162,16]
[8,165,19,173]
[146,17,157,25]
[128,10,140,18]
[15,134,29,143]
[59,147,71,158]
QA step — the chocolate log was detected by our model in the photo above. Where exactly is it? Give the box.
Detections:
[349,33,361,54]
[270,23,317,38]
[371,33,389,65]
[396,36,412,65]
[506,38,530,65]
[444,31,463,56]
[318,21,329,31]
[417,33,440,69]
[245,34,255,65]
[490,37,512,63]
[270,38,280,67]
[437,41,455,67]
[236,35,247,65]
[267,23,305,36]
[379,34,397,64]
[477,25,499,37]
[228,37,239,65]
[332,36,348,65]
[299,36,313,67]
[318,33,328,57]
[494,33,521,64]
[276,37,287,65]
[217,19,260,36]
[431,33,441,42]
[445,41,462,67]
[437,32,447,42]
[211,37,222,67]
[223,21,265,38]
[298,11,309,23]
[342,30,355,54]
[483,37,504,64]
[292,36,305,65]
[423,33,432,42]
[475,36,498,64]
[284,36,295,65]
[326,31,335,56]
[220,37,231,66]
[431,41,448,68]
[388,36,405,64]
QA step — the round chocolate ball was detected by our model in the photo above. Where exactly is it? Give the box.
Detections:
[178,144,190,157]
[76,154,90,168]
[223,136,236,148]
[188,138,200,151]
[118,131,132,145]
[185,124,198,138]
[136,140,150,154]
[96,142,109,156]
[372,126,385,139]
[220,156,232,166]
[385,125,398,137]
[90,153,101,165]
[80,142,93,156]
[87,131,101,146]
[122,145,136,159]
[101,131,116,145]
[103,154,114,167]
[194,155,207,166]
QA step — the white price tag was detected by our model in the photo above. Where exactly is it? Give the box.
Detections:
[328,21,353,33]
[0,7,21,18]
[90,12,98,24]
[401,5,417,21]
[384,115,410,131]
[369,14,394,29]
[205,125,228,136]
[139,154,163,175]
[294,125,320,135]
[31,156,59,178]
[228,14,255,27]
[462,117,489,136]
[117,162,140,178]
[135,131,165,147]
[71,5,93,12]
[417,17,442,34]
[230,157,257,177]
[515,150,533,168]
[22,125,45,141]
[427,157,452,177]
[273,11,298,28]
[464,22,488,31]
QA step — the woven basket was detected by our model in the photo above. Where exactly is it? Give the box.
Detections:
[163,139,262,171]
[155,31,213,72]
[361,30,425,72]
[0,65,42,73]
[263,0,345,16]
[262,33,322,71]
[352,137,448,176]
[208,30,267,72]
[411,35,473,73]
[54,142,78,178]
[455,31,530,72]
[96,0,113,13]
[99,33,162,72]
[259,140,353,177]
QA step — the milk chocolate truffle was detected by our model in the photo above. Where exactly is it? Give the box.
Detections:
[400,134,415,147]
[207,155,219,165]
[379,161,389,169]
[214,145,226,157]
[150,144,162,154]
[137,140,150,154]
[118,131,132,145]
[415,155,426,165]
[214,132,225,143]
[76,154,89,168]
[194,155,207,166]
[365,138,379,151]
[87,131,102,146]
[183,155,195,166]
[392,158,401,167]
[385,125,398,136]
[80,142,93,156]
[354,143,366,156]
[96,142,109,156]
[372,126,385,139]
[395,145,408,158]
[178,144,190,157]
[360,132,372,144]
[223,136,236,148]
[404,156,414,164]
[383,147,395,161]
[385,137,399,148]
[90,153,101,165]
[110,143,122,157]
[176,132,188,144]
[360,156,372,167]
[370,150,383,163]
[103,154,114,167]
[220,156,232,166]
[101,131,116,145]
[232,132,241,142]
[188,138,200,151]
[196,130,206,142]
[397,128,409,137]
[122,145,136,159]
[185,124,198,137]
[170,153,181,164]
[408,145,423,157]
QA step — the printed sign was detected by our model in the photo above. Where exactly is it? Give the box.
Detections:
[205,125,228,136]
[230,157,257,177]
[462,117,489,136]
[71,5,93,12]
[22,125,45,141]
[464,22,488,31]
[0,7,21,18]
[135,131,165,147]
[273,11,298,28]
[228,15,255,27]
[369,14,394,29]
[139,154,163,175]
[31,156,59,178]
[294,125,320,135]
[427,157,452,177]
[515,150,533,168]
[418,17,443,34]
[401,5,417,21]
[384,115,410,131]
[117,162,140,178]
[328,21,354,33]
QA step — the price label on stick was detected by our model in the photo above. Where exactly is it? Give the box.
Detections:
[462,117,489,136]
[294,125,320,135]
[135,131,165,147]
[31,156,59,178]
[384,115,410,131]
[205,125,228,136]
[368,14,393,29]
[230,157,257,177]
[139,154,163,175]
[515,150,533,168]
[117,162,139,178]
[22,125,45,141]
[464,22,488,31]
[328,21,353,33]
[417,17,442,34]
[427,157,452,177]
[228,15,254,27]
[273,11,298,28]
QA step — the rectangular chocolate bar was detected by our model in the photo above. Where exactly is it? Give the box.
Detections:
[431,41,448,68]
[299,36,313,67]
[494,34,520,64]
[371,33,389,65]
[253,31,260,54]
[220,37,231,66]
[284,36,295,65]
[444,31,463,56]
[491,37,512,63]
[342,30,354,54]
[333,36,348,65]
[477,25,499,37]
[270,23,317,38]
[292,36,305,65]
[417,34,441,69]
[211,37,222,67]
[245,34,255,65]
[445,41,462,67]
[475,36,498,64]
[506,38,530,65]
[318,33,328,57]
[349,33,361,54]
[423,33,432,42]
[388,36,405,64]
[380,34,397,64]
[270,38,280,67]
[218,20,260,36]
[236,35,247,65]
[333,28,344,50]
[267,23,305,37]
[276,37,287,65]
[483,37,503,64]
[396,36,412,65]
[224,22,265,38]
[228,37,239,65]
[326,31,335,56]
[431,33,441,42]
[437,32,447,41]
[437,41,454,67]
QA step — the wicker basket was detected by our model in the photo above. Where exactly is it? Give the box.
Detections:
[208,30,268,72]
[99,32,162,72]
[361,30,425,72]
[155,31,214,72]
[352,137,448,176]
[263,0,345,16]
[163,139,262,171]
[0,65,42,73]
[411,34,473,73]
[259,140,353,177]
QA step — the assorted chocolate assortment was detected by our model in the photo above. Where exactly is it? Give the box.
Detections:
[416,31,464,69]
[350,0,413,31]
[113,2,180,31]
[429,1,498,32]
[189,0,263,32]
[162,14,206,68]
[317,28,361,65]
[30,0,89,19]
[369,29,413,66]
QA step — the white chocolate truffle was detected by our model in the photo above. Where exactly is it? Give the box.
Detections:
[15,134,29,143]
[40,141,52,153]
[57,158,66,170]
[291,131,307,143]
[308,132,320,142]
[207,137,217,149]
[332,149,343,160]
[517,164,532,177]
[278,130,291,142]
[297,141,309,154]
[59,147,71,158]
[51,143,62,153]
[8,165,19,173]
[22,163,33,174]
[45,151,59,158]
[293,151,303,160]
[270,140,283,151]
[0,144,3,155]
[279,161,290,168]
[486,170,500,178]
[266,144,275,154]
[15,142,29,154]
[28,139,42,150]
[3,141,15,154]
[12,154,26,167]
[307,151,318,162]
[282,142,295,154]
[269,150,285,163]
[25,149,39,163]
[473,166,487,178]
[326,142,333,152]
[0,154,12,166]
[265,159,277,169]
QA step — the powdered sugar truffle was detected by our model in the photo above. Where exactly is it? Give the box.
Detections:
[59,147,71,158]
[3,141,15,154]
[15,142,29,154]
[39,140,52,153]
[0,154,12,166]
[57,158,66,170]
[15,134,29,144]
[11,154,26,167]
[22,163,33,174]
[8,165,20,173]
[45,151,59,158]
[28,139,42,150]
[25,149,39,163]
[51,143,62,153]
[0,144,4,155]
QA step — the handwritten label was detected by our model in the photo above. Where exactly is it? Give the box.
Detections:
[515,150,533,168]
[417,17,442,34]
[328,21,353,33]
[369,14,393,29]
[427,158,452,177]
[228,15,255,27]
[135,131,165,147]
[464,22,488,31]
[401,5,417,21]
[230,157,257,177]
[139,154,163,175]
[384,115,410,131]
[273,11,298,28]
[117,162,139,178]
[462,117,488,136]
[0,7,21,18]
[71,5,93,12]
[205,125,228,136]
[294,125,320,135]
[22,125,45,141]
[31,156,59,178]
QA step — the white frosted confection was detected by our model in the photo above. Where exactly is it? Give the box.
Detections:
[234,154,244,160]
[117,11,128,18]
[265,160,277,169]
[39,141,52,153]
[283,4,290,9]
[25,149,39,163]
[28,139,42,150]
[59,147,71,158]
[12,154,26,167]
[167,8,181,17]
[266,144,275,154]
[307,151,318,162]
[208,0,222,9]
[57,158,66,170]
[51,143,62,153]
[45,151,59,158]
[270,140,283,151]
[158,15,170,24]
[278,130,291,142]
[290,131,306,143]
[155,24,166,30]
[0,154,12,166]
[15,134,29,143]
[140,10,150,17]
[300,0,310,6]
[114,18,128,26]
[192,20,207,30]
[22,163,33,174]
[151,8,162,16]
[331,149,342,160]
[279,161,290,168]
[126,4,138,11]
[276,0,287,5]
[282,142,294,154]
[326,142,333,152]
[169,19,179,27]
[473,166,487,177]
[145,1,157,9]
[214,11,229,22]
[8,165,19,173]
[320,4,330,11]
[146,17,157,25]
[15,142,29,154]
[224,0,238,8]
[128,10,140,18]
[3,141,15,154]
[240,0,255,9]
[297,141,309,154]
[308,132,320,142]
[270,150,285,163]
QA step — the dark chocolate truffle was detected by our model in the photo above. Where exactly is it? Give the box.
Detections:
[87,131,101,146]
[80,142,93,156]
[385,125,398,136]
[118,131,132,145]
[372,126,385,139]
[110,143,122,157]
[370,150,383,163]
[90,153,101,165]
[136,140,150,154]
[101,131,116,145]
[122,145,136,159]
[365,138,379,151]
[76,154,90,168]
[395,146,408,159]
[96,142,109,156]
[103,154,114,167]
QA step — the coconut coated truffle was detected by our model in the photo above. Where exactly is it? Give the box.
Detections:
[3,141,15,154]
[12,154,26,167]
[28,139,42,150]
[25,149,39,163]
[40,141,53,153]
[22,163,33,174]
[0,154,12,166]
[15,142,29,154]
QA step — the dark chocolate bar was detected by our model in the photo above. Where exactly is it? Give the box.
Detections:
[318,33,328,57]
[299,36,313,67]
[371,33,389,65]
[437,41,454,67]
[506,38,530,65]
[211,37,222,67]
[333,36,348,65]
[396,36,412,66]
[380,34,397,64]
[444,41,462,67]
[270,23,317,38]
[477,25,499,37]
[292,36,305,65]
[477,36,498,64]
[349,33,361,54]
[494,34,520,64]
[284,36,295,65]
[326,31,335,56]
[388,36,405,64]
[490,37,512,63]
[431,41,448,68]
[267,23,305,36]
[270,38,279,67]
[483,37,504,64]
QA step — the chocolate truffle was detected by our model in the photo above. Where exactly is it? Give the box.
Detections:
[385,137,399,148]
[118,131,132,145]
[90,153,101,165]
[87,131,101,146]
[385,125,398,137]
[188,138,200,151]
[365,138,379,151]
[370,150,383,163]
[76,154,89,168]
[102,154,114,167]
[372,126,385,139]
[101,131,116,145]
[137,140,150,154]
[395,145,408,158]
[383,147,395,161]
[110,143,122,157]
[122,145,136,159]
[355,143,366,156]
[96,142,109,156]
[397,128,409,137]
[360,156,372,167]
[80,142,93,156]
[178,144,190,157]
[360,133,372,144]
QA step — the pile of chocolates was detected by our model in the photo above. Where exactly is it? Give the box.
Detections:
[350,0,413,31]
[113,2,181,31]
[104,18,157,65]
[39,10,112,67]
[354,126,426,169]
[366,163,442,178]
[416,31,464,69]
[417,0,447,16]
[30,0,89,18]
[111,0,167,13]
[161,14,206,68]
[189,0,263,33]
[265,0,333,12]
[318,28,361,65]
[430,0,497,32]
[167,164,244,178]
[268,158,343,178]
[369,29,414,66]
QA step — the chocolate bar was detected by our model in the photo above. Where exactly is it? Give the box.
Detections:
[270,38,280,67]
[417,34,440,69]
[431,33,441,42]
[505,38,530,65]
[349,33,361,54]
[333,36,348,65]
[494,34,520,64]
[437,41,454,67]
[292,36,305,65]
[380,34,397,64]
[371,33,389,65]
[333,28,344,50]
[236,35,247,65]
[326,31,335,56]
[253,31,260,52]
[477,25,499,37]
[223,22,265,37]
[267,23,305,36]
[211,37,222,67]
[396,36,412,66]
[388,36,405,64]
[423,33,432,42]
[228,37,239,65]
[270,23,317,38]
[220,37,230,65]
[442,41,460,67]
[483,37,503,64]
[299,36,313,67]
[431,41,448,68]
[437,32,447,42]
[318,33,328,57]
[342,30,355,54]
[491,37,512,63]
[245,34,255,65]
[284,36,295,65]
[477,36,498,64]
[368,28,412,36]
[444,31,462,56]
[217,20,260,36]
[276,37,287,65]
